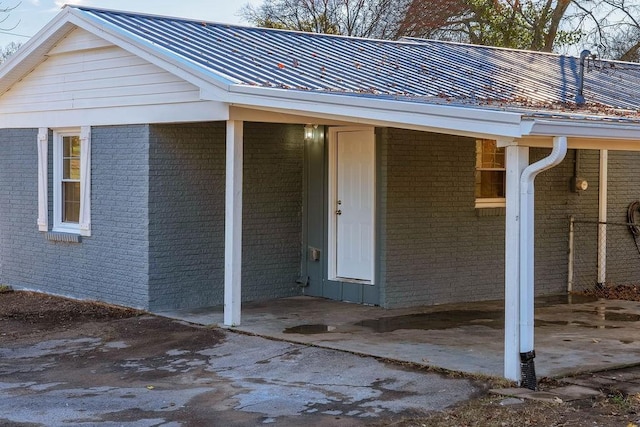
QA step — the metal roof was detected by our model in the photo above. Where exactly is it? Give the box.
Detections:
[72,7,640,118]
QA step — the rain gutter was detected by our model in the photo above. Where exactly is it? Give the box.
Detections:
[523,118,640,140]
[227,85,525,139]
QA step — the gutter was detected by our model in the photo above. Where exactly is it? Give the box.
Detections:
[226,85,525,139]
[518,136,568,389]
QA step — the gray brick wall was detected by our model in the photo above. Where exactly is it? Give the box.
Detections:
[380,129,600,308]
[148,123,226,310]
[242,123,304,302]
[533,148,599,294]
[605,150,640,285]
[147,122,304,311]
[0,126,151,309]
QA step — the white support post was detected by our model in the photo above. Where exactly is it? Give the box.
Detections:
[504,143,529,382]
[224,120,243,327]
[597,150,608,286]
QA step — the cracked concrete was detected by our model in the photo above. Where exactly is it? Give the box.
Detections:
[0,315,480,426]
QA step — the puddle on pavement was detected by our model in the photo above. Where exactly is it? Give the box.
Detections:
[355,310,504,333]
[605,312,640,321]
[535,319,620,329]
[283,324,336,334]
[535,294,599,307]
[284,300,640,334]
[578,311,640,322]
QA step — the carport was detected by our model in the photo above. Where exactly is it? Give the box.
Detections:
[1,6,639,390]
[159,294,640,379]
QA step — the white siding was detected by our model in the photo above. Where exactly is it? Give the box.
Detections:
[0,28,202,115]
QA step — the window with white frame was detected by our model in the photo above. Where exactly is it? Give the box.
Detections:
[475,139,505,208]
[38,127,91,236]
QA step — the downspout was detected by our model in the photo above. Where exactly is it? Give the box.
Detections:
[519,136,568,389]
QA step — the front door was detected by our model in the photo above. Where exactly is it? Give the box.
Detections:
[329,127,375,283]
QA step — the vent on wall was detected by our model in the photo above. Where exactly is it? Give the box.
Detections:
[46,232,82,243]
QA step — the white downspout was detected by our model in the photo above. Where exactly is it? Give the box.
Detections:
[519,136,568,389]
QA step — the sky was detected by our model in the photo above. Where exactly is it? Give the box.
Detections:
[0,0,264,47]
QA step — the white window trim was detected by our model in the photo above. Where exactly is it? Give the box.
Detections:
[475,198,506,209]
[37,128,48,232]
[48,127,91,236]
[475,140,506,209]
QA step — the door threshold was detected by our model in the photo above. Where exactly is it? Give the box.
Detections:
[334,277,373,285]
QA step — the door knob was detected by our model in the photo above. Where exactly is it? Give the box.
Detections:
[336,210,342,215]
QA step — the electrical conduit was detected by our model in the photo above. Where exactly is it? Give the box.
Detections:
[519,136,568,389]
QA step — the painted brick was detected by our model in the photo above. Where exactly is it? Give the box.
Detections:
[0,126,150,309]
[603,150,640,286]
[147,122,303,310]
[379,129,600,308]
[241,123,303,303]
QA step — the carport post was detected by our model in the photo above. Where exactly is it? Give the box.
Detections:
[503,142,528,382]
[224,120,243,327]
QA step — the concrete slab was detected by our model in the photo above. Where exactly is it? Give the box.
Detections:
[490,386,600,403]
[499,397,525,406]
[592,367,640,383]
[549,385,602,401]
[156,295,640,380]
[0,315,479,426]
[490,388,563,403]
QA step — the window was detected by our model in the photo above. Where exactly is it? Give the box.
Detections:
[475,139,505,208]
[61,135,81,223]
[38,127,91,236]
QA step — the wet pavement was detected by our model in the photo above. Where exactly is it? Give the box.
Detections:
[0,315,480,426]
[158,294,640,379]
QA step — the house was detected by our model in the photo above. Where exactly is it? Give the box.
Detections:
[0,5,639,384]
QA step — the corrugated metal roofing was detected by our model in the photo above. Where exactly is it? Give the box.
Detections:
[77,6,640,116]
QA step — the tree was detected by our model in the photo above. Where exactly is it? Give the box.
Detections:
[240,0,410,38]
[398,0,579,52]
[241,0,640,61]
[0,41,20,63]
[0,1,21,31]
[398,0,640,60]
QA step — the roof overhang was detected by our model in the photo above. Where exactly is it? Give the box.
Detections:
[0,5,638,147]
[223,85,525,140]
[523,118,640,140]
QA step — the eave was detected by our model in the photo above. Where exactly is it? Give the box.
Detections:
[223,85,525,140]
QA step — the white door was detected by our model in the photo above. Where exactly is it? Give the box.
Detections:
[330,128,375,282]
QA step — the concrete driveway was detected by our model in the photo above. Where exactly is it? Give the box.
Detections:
[0,315,480,426]
[159,294,640,378]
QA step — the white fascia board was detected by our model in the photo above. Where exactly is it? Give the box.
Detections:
[224,85,525,139]
[0,101,229,129]
[524,118,640,140]
[64,8,231,98]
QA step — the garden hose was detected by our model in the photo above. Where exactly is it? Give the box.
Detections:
[627,201,640,255]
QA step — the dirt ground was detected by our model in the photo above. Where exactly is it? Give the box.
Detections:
[2,289,640,426]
